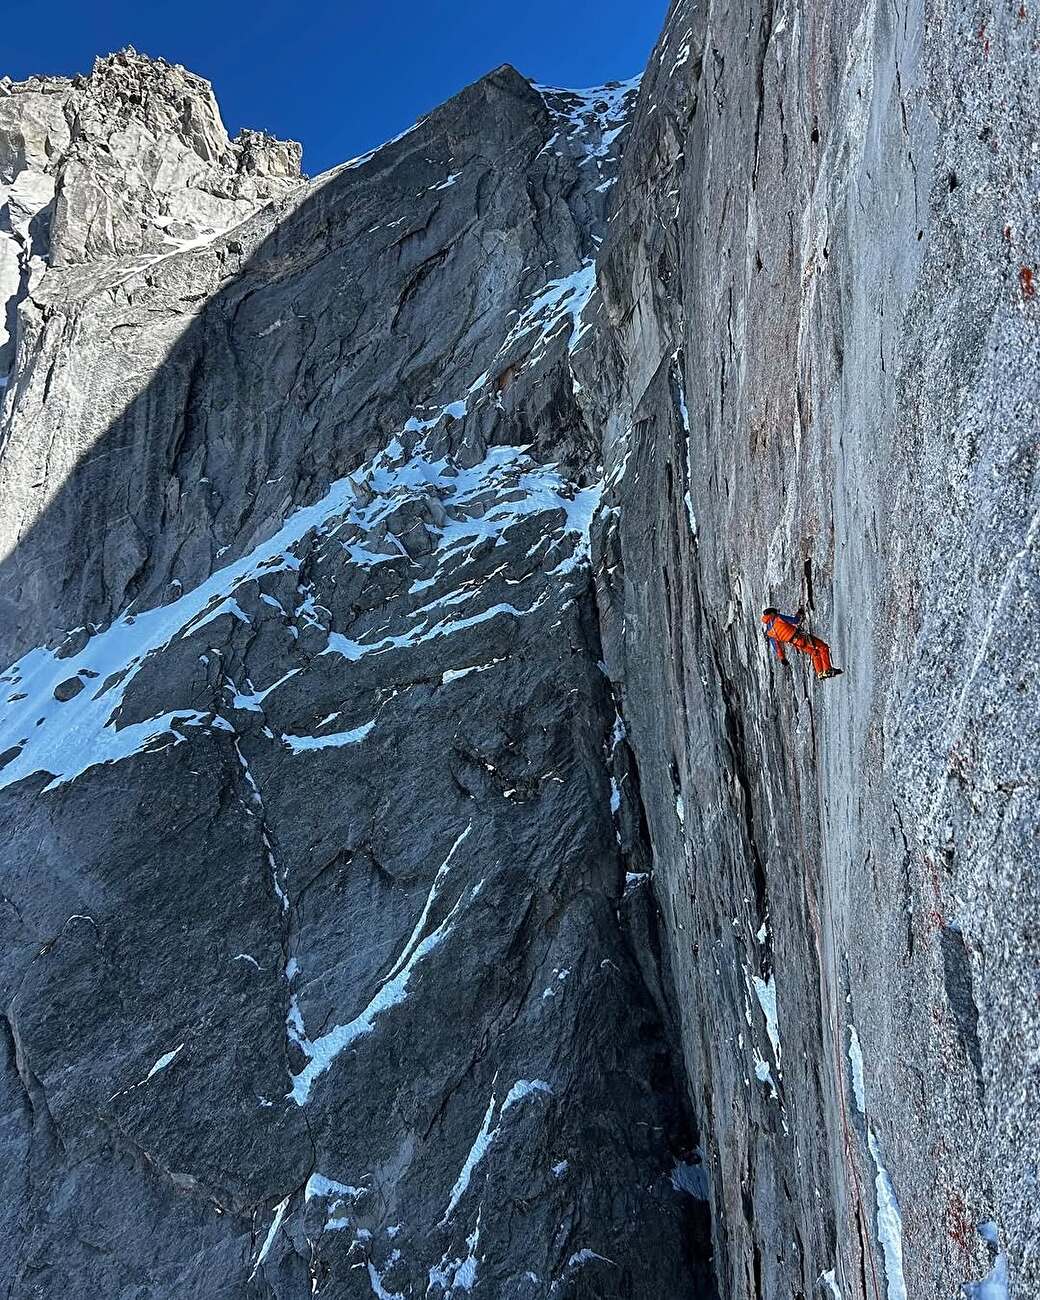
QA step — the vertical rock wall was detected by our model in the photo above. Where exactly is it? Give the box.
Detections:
[584,0,1038,1295]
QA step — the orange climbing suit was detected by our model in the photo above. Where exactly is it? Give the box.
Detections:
[762,611,833,677]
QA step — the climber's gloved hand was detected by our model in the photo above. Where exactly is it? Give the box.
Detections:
[794,607,806,622]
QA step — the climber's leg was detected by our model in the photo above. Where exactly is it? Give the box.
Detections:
[799,636,815,670]
[810,638,831,676]
[811,638,843,679]
[789,630,841,679]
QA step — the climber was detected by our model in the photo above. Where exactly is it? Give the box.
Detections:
[761,607,843,681]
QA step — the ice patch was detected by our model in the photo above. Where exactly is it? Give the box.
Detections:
[820,1269,843,1299]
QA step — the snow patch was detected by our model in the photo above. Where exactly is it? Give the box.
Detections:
[442,1092,498,1225]
[752,973,782,1068]
[335,115,425,175]
[145,1042,184,1080]
[441,1078,553,1224]
[366,1260,404,1300]
[281,720,375,753]
[753,1048,778,1098]
[671,351,698,535]
[249,1195,290,1280]
[846,1018,908,1300]
[502,1078,552,1111]
[0,430,598,793]
[441,658,504,684]
[867,1129,908,1300]
[961,1223,1009,1300]
[305,1174,366,1203]
[110,1040,186,1100]
[230,668,300,710]
[566,1249,614,1269]
[534,76,641,165]
[848,1025,867,1115]
[429,1209,481,1293]
[289,876,482,1105]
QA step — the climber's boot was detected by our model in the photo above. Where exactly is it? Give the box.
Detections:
[817,668,843,681]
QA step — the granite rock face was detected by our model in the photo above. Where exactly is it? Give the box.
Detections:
[0,49,301,382]
[1,7,1037,1300]
[0,50,712,1300]
[581,1,1037,1297]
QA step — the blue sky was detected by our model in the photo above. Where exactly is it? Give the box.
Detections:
[4,0,667,176]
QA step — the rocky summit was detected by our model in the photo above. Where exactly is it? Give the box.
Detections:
[0,6,1036,1299]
